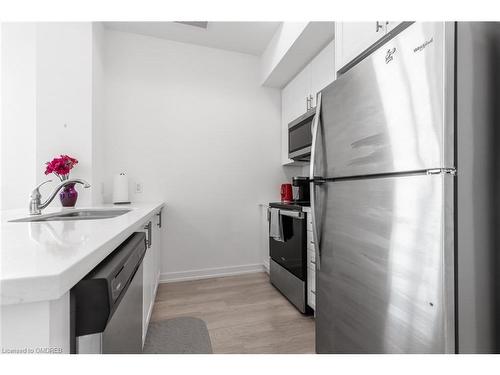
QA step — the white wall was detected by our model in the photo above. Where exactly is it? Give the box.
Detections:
[1,23,98,210]
[35,23,94,206]
[260,22,335,88]
[91,22,106,205]
[0,24,2,211]
[1,23,37,210]
[260,22,308,84]
[103,30,288,280]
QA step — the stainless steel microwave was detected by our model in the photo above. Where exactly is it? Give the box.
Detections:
[288,107,316,161]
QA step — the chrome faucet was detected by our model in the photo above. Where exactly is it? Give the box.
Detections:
[29,179,91,215]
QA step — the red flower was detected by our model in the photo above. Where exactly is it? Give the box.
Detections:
[62,155,78,168]
[44,155,79,179]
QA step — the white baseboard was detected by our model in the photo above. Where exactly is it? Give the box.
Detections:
[160,263,266,283]
[263,258,270,274]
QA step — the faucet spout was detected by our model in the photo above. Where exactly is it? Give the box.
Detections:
[29,178,91,215]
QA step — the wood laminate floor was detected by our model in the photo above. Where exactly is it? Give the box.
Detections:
[151,272,315,354]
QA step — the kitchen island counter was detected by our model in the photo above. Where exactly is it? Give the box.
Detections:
[0,202,164,306]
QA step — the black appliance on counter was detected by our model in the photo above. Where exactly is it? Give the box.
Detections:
[268,176,311,313]
[292,176,310,202]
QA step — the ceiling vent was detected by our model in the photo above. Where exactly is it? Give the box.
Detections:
[175,21,208,29]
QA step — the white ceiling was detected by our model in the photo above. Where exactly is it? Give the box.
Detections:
[103,22,282,56]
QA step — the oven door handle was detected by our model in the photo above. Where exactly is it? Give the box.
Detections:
[279,210,304,219]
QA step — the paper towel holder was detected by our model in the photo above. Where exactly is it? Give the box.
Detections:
[113,172,131,205]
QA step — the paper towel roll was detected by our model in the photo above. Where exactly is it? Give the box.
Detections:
[113,173,130,204]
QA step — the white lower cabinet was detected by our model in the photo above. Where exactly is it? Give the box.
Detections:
[307,265,316,310]
[142,209,163,344]
[142,234,153,342]
[305,211,316,310]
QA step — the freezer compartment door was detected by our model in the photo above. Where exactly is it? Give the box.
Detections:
[316,22,454,179]
[315,174,454,353]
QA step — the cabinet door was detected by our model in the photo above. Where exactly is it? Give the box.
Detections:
[280,95,294,165]
[142,226,153,342]
[153,211,162,289]
[281,64,311,165]
[385,21,401,33]
[310,40,335,107]
[336,22,385,71]
[282,64,311,123]
[307,265,316,310]
[142,213,162,344]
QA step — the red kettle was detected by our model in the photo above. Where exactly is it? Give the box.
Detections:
[280,183,293,202]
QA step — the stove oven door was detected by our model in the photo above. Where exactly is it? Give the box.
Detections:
[269,210,307,281]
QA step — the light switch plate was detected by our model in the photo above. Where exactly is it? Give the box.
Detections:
[135,183,143,193]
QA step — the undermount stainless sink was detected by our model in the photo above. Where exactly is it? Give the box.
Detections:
[9,209,131,222]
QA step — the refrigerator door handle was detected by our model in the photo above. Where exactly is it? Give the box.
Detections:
[310,92,322,270]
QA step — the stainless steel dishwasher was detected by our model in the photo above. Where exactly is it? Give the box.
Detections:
[71,232,146,354]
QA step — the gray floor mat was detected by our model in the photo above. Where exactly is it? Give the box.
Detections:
[143,317,213,354]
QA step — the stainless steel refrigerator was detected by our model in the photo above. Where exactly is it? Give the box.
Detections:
[311,22,500,354]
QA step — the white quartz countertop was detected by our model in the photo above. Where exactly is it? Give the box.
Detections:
[0,202,165,305]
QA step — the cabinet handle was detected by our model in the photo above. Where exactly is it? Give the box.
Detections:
[309,94,314,108]
[156,209,162,228]
[310,260,316,265]
[376,21,384,33]
[311,290,316,295]
[144,221,152,248]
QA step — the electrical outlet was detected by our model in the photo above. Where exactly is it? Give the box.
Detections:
[135,183,143,193]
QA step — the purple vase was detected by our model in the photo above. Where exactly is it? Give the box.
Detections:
[59,183,78,207]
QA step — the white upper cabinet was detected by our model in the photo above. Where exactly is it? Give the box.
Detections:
[385,21,401,33]
[282,64,312,124]
[335,22,386,72]
[335,22,401,72]
[281,40,335,165]
[310,40,335,107]
[281,66,311,165]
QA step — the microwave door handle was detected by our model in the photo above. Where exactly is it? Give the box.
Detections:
[310,92,323,270]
